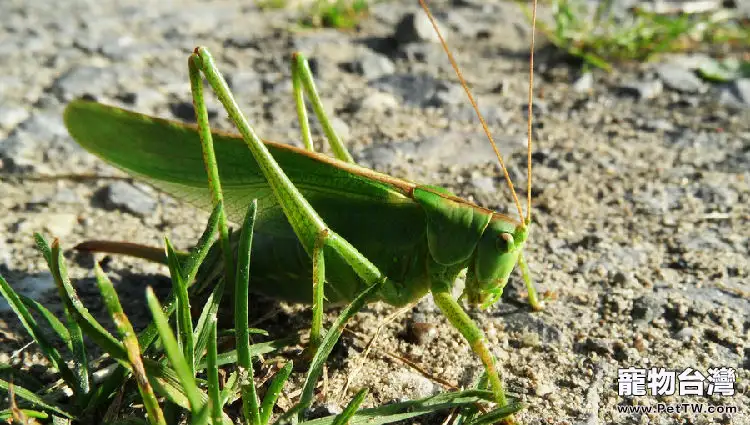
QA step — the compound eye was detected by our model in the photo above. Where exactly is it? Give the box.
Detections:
[497,233,514,251]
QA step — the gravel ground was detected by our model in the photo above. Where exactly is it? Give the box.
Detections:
[1,1,748,424]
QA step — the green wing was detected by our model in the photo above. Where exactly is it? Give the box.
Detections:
[64,100,434,304]
[63,99,413,230]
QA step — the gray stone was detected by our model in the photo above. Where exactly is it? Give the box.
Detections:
[693,183,739,206]
[631,294,664,325]
[572,72,594,93]
[609,271,628,285]
[330,117,350,142]
[580,337,613,356]
[50,188,81,205]
[405,312,438,345]
[737,0,750,18]
[99,35,145,61]
[426,82,465,108]
[470,174,495,194]
[400,42,448,66]
[224,35,258,49]
[641,0,721,14]
[101,181,157,217]
[30,188,81,205]
[677,229,733,252]
[675,327,696,341]
[718,78,750,108]
[385,369,440,399]
[656,64,704,94]
[663,53,713,70]
[447,104,510,127]
[445,11,482,38]
[370,74,463,108]
[170,101,218,122]
[504,312,563,345]
[304,404,342,420]
[0,106,30,130]
[413,294,437,313]
[394,12,443,45]
[524,100,548,119]
[618,79,663,100]
[355,91,399,113]
[228,71,264,99]
[0,272,56,313]
[355,144,396,170]
[643,119,675,132]
[346,51,395,80]
[129,88,166,109]
[44,213,78,237]
[53,66,115,101]
[0,131,49,173]
[0,237,10,269]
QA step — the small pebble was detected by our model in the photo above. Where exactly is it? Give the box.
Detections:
[406,312,437,345]
[101,181,157,217]
[675,327,696,341]
[394,12,443,45]
[572,72,594,93]
[618,79,663,100]
[356,91,399,112]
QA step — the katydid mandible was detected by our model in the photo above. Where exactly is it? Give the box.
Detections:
[64,0,542,412]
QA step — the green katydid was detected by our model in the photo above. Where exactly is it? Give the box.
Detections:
[64,0,542,415]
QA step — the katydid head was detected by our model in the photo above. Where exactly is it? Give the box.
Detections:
[465,215,529,308]
[419,0,541,310]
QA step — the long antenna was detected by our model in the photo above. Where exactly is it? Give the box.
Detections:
[418,0,525,224]
[527,0,537,224]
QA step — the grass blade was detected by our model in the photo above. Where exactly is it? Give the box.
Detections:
[33,233,53,264]
[454,371,488,425]
[0,379,73,419]
[143,358,193,410]
[0,364,44,394]
[182,202,223,283]
[146,287,204,414]
[331,388,368,425]
[19,295,71,350]
[96,263,166,425]
[206,321,222,425]
[235,200,260,425]
[198,337,297,369]
[259,362,292,425]
[137,294,176,349]
[41,237,126,360]
[0,274,78,395]
[296,278,385,419]
[165,237,195,377]
[41,235,92,398]
[193,278,225,365]
[463,403,524,425]
[278,389,496,425]
[219,371,239,408]
[108,419,148,425]
[83,363,129,415]
[0,409,48,420]
[61,305,88,403]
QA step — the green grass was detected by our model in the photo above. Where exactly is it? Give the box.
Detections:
[258,0,370,29]
[303,0,369,29]
[0,202,519,424]
[531,0,750,71]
